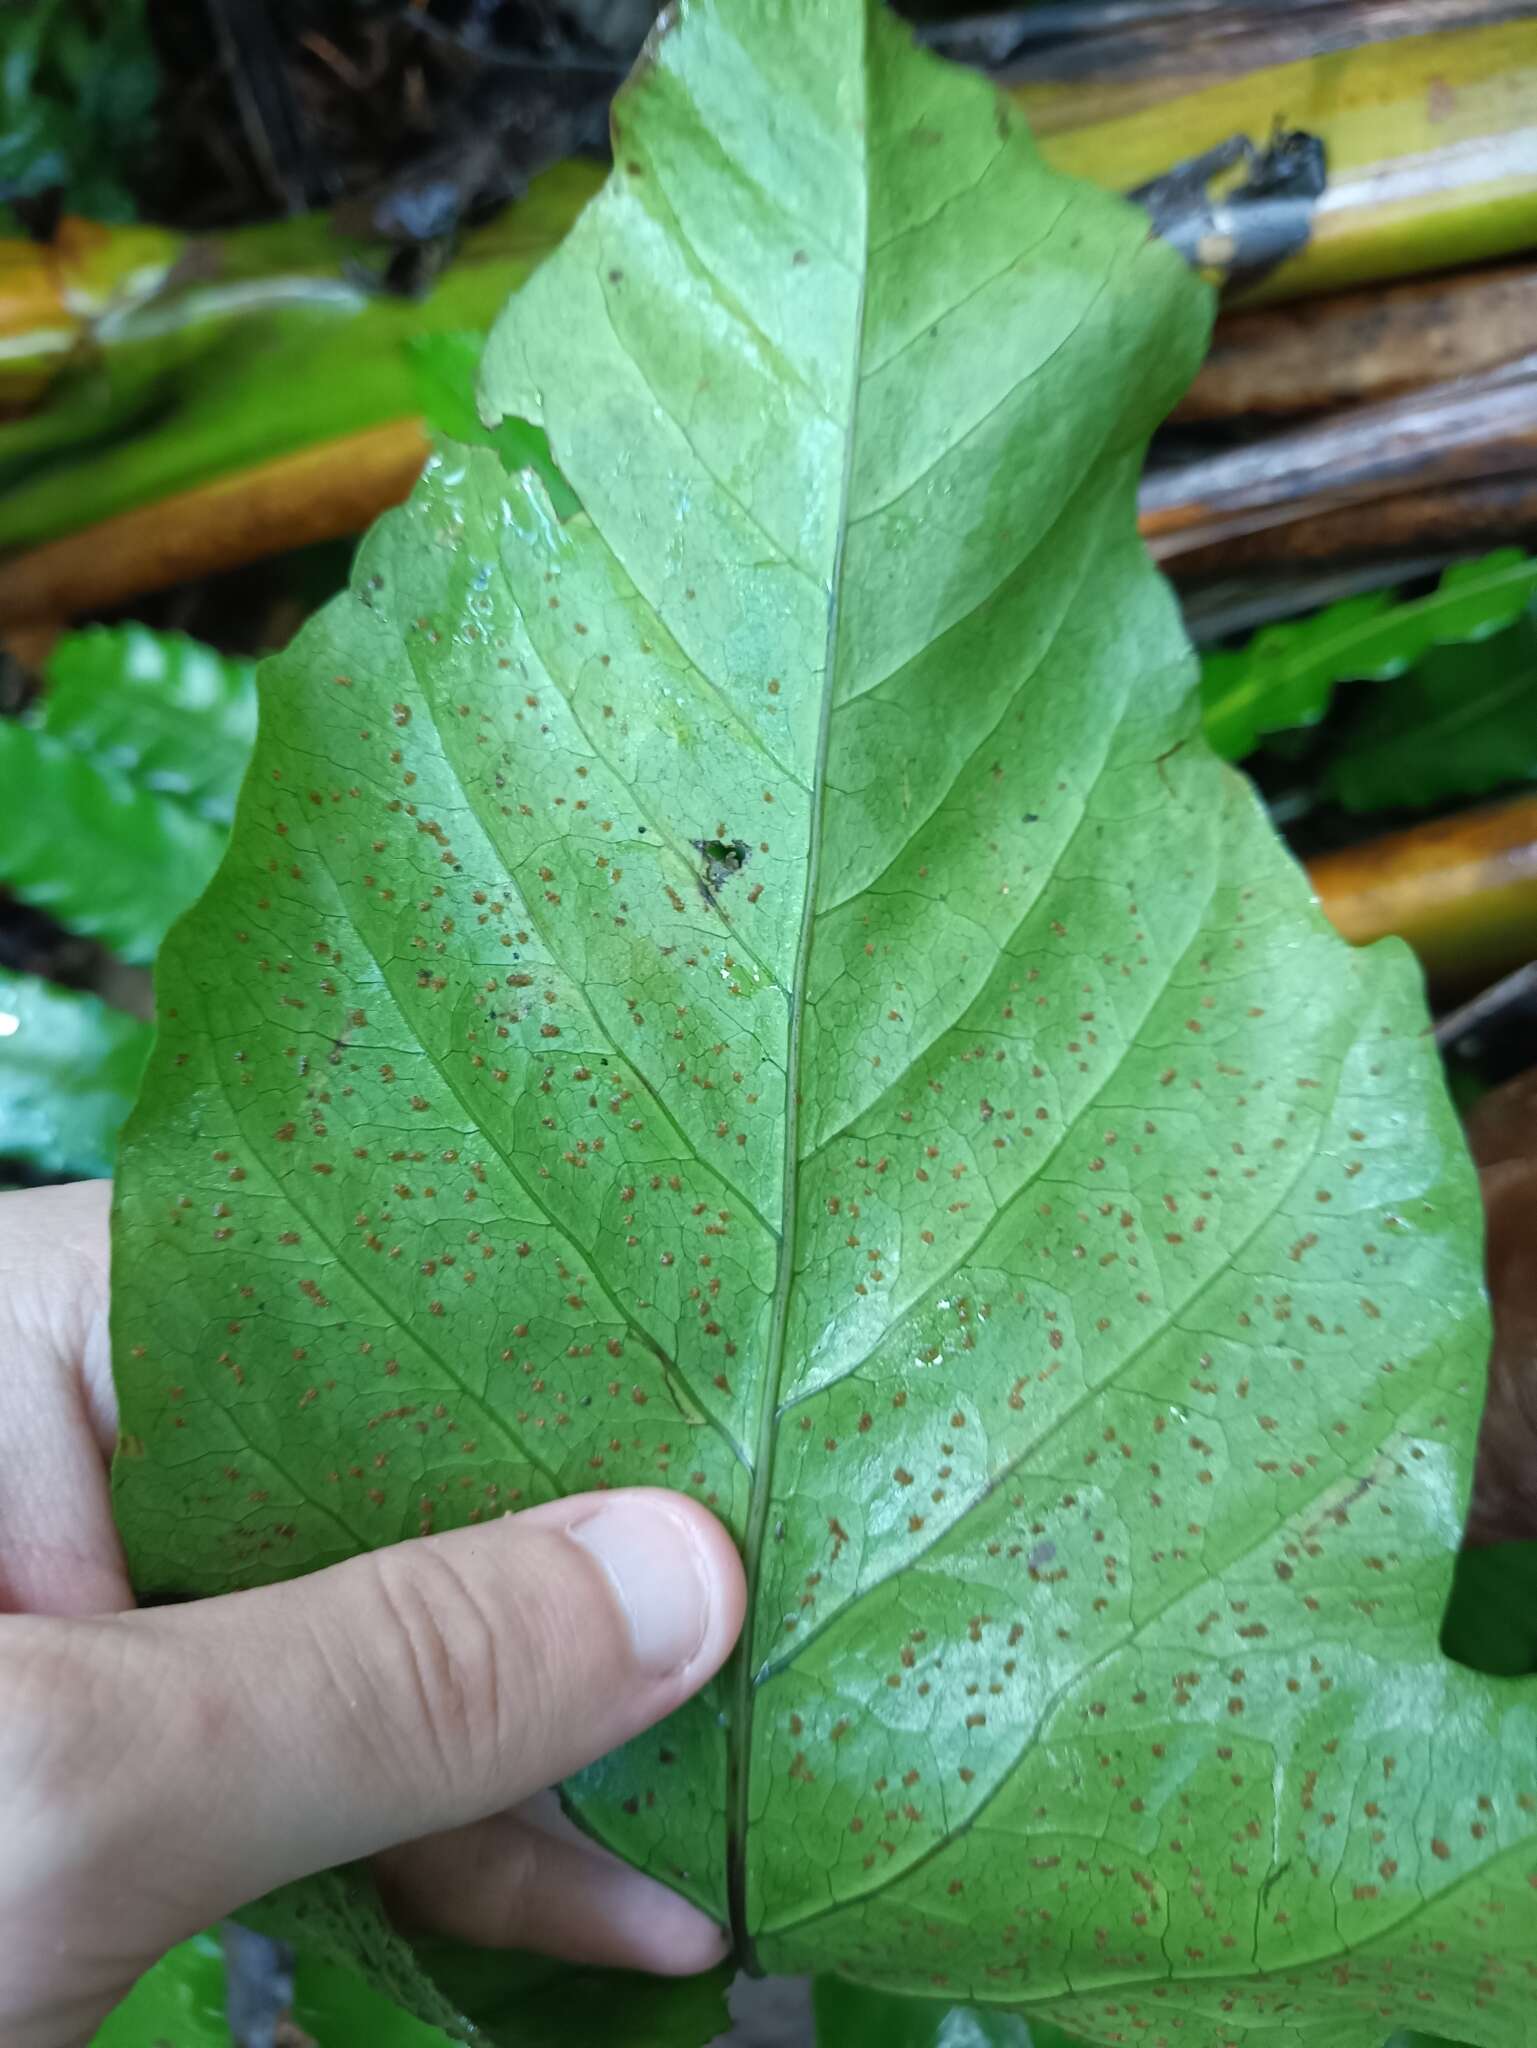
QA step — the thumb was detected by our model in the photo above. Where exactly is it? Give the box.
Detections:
[14,1489,743,1929]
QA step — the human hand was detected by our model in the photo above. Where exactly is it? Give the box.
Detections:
[0,1182,746,2048]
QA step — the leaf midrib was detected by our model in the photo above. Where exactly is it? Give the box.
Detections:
[725,19,872,1967]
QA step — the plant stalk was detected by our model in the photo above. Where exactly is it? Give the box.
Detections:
[1308,793,1537,991]
[1176,259,1537,422]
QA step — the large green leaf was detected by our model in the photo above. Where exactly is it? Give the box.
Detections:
[113,2,1509,2042]
[1200,550,1537,762]
[0,969,151,1176]
[1323,611,1537,814]
[41,625,258,826]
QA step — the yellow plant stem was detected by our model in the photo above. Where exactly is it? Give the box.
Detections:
[1309,794,1537,992]
[1021,19,1537,304]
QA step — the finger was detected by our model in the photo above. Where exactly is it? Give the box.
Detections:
[0,1181,127,1616]
[16,1488,743,1925]
[377,1792,727,1975]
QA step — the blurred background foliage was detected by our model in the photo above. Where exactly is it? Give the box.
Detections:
[0,0,161,228]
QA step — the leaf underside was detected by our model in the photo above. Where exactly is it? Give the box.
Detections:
[112,4,1517,2044]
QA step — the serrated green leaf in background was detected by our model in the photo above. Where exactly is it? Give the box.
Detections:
[1200,549,1537,761]
[89,1934,229,2048]
[0,623,256,962]
[0,970,151,1176]
[0,722,227,964]
[234,1865,476,2038]
[41,625,258,826]
[291,1949,452,2046]
[236,1861,727,2045]
[0,0,159,228]
[243,1865,730,2045]
[112,2,1508,2042]
[1323,610,1537,813]
[290,1942,731,2048]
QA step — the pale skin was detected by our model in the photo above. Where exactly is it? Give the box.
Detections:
[0,1181,747,2048]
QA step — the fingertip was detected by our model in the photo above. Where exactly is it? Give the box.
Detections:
[378,1810,732,1978]
[520,1786,734,1976]
[527,1486,746,1689]
[629,1486,747,1683]
[621,1885,732,1977]
[559,1842,731,1978]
